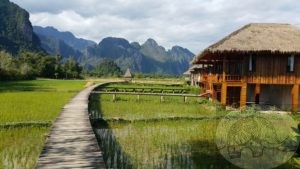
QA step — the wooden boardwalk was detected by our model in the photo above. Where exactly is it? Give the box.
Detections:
[36,84,106,169]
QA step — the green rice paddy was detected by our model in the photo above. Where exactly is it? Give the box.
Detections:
[91,83,300,169]
[2,79,300,168]
[0,79,87,169]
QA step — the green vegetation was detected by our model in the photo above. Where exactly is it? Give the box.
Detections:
[0,128,48,169]
[95,94,214,121]
[91,83,300,169]
[88,59,123,77]
[0,92,73,123]
[90,83,227,168]
[0,79,86,168]
[0,51,82,80]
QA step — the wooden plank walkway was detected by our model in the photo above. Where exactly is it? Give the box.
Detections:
[36,84,106,169]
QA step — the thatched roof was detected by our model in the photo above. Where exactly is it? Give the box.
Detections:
[123,68,132,78]
[183,64,203,75]
[183,70,191,75]
[193,23,300,63]
[190,64,203,70]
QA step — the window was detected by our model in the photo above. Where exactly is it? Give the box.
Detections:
[249,55,256,72]
[287,55,295,72]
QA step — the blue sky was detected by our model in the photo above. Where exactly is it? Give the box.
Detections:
[10,0,300,54]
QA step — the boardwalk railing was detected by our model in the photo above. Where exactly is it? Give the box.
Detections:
[99,87,188,93]
[91,91,210,102]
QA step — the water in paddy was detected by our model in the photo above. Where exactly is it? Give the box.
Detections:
[88,93,239,169]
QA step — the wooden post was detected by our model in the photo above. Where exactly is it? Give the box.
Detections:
[221,83,227,108]
[137,95,140,101]
[184,96,187,103]
[240,83,247,109]
[113,94,116,102]
[292,84,299,113]
[255,83,260,104]
[160,95,164,102]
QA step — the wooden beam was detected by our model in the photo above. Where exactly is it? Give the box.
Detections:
[221,83,227,108]
[292,84,299,113]
[240,83,247,108]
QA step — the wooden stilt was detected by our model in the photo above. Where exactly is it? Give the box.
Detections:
[240,83,247,108]
[221,83,227,108]
[292,84,299,113]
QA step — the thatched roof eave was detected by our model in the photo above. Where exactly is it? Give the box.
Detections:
[192,23,300,64]
[193,49,300,64]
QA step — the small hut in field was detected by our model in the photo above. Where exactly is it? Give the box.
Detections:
[123,68,133,81]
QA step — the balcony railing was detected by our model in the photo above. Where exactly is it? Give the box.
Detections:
[225,75,242,82]
[200,74,242,83]
[199,73,297,84]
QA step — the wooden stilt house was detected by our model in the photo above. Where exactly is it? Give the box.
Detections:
[192,23,300,112]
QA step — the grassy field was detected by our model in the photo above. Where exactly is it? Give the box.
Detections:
[91,83,300,169]
[0,79,87,169]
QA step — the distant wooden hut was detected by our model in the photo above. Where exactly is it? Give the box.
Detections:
[183,65,202,86]
[192,23,300,112]
[123,68,133,81]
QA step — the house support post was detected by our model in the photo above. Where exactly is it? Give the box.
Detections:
[240,83,247,109]
[221,83,227,108]
[220,56,227,108]
[292,84,299,113]
[255,84,260,104]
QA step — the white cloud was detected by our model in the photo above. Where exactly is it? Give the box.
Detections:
[10,0,300,54]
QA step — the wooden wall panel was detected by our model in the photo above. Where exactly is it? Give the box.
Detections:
[246,54,296,85]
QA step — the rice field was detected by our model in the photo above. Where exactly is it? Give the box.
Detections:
[91,83,300,169]
[0,79,87,169]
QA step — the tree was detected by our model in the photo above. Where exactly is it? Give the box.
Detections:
[0,51,83,80]
[54,54,62,79]
[62,56,82,79]
[0,51,16,80]
[94,59,122,77]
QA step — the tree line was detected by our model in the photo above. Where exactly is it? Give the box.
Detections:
[0,50,181,80]
[0,51,82,80]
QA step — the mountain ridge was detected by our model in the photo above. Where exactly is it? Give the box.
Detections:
[0,0,43,54]
[34,27,194,75]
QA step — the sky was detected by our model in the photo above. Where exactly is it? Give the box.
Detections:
[10,0,300,54]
